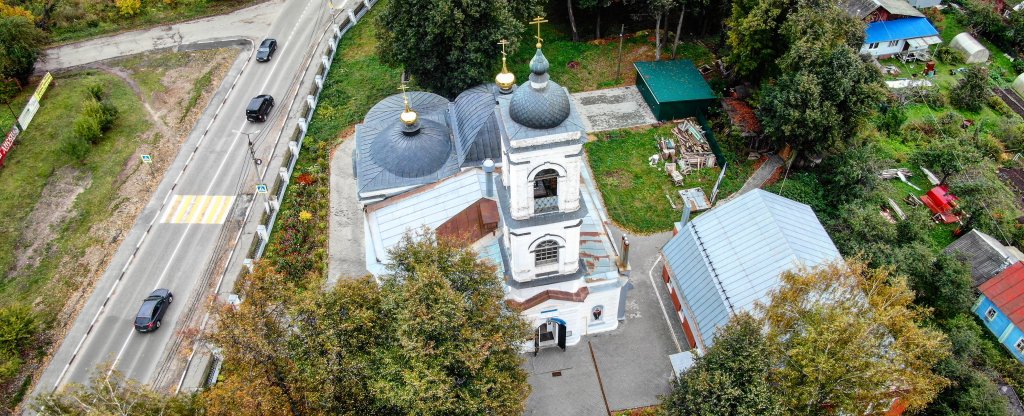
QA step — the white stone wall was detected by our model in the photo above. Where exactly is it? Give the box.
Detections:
[504,133,583,220]
[515,280,623,349]
[505,221,582,282]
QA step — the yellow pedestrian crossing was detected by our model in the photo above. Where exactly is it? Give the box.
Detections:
[161,195,236,224]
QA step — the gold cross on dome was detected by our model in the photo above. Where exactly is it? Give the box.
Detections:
[398,81,411,111]
[530,16,548,48]
[498,39,510,57]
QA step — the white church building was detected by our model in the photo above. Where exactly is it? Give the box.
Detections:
[351,35,629,352]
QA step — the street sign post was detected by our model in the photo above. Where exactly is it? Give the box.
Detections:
[256,184,268,194]
[141,154,152,163]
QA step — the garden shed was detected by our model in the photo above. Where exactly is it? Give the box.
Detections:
[950,32,989,63]
[634,60,716,121]
[1013,73,1024,98]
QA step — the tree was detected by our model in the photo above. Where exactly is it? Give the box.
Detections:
[950,65,991,112]
[817,144,884,206]
[910,254,974,320]
[376,0,541,97]
[759,261,950,414]
[911,137,984,185]
[663,313,784,416]
[947,162,1024,245]
[32,366,204,415]
[0,14,47,87]
[759,46,883,157]
[724,0,797,80]
[204,232,531,415]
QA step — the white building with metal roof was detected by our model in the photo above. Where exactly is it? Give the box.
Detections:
[351,37,628,354]
[660,189,841,351]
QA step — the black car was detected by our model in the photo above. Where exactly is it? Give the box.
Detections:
[134,289,173,332]
[246,95,275,122]
[255,38,277,62]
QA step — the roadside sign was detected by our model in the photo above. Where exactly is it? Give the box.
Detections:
[0,125,20,168]
[17,72,52,130]
[141,154,152,164]
[255,184,268,194]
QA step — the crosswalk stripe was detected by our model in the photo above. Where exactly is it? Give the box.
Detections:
[160,195,236,224]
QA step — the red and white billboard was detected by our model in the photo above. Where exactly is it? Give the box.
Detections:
[0,125,20,168]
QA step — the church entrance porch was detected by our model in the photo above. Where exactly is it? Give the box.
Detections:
[534,319,567,355]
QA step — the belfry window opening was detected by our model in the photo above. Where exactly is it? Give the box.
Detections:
[533,169,559,213]
[535,240,559,266]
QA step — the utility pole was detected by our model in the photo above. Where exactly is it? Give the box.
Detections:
[616,24,624,83]
[234,129,264,179]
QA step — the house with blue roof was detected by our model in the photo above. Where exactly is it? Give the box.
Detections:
[840,0,942,58]
[659,189,842,351]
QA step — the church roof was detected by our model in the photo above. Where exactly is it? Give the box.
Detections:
[355,92,460,199]
[508,49,572,130]
[452,84,502,165]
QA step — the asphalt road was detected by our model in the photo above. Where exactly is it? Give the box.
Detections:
[33,0,351,395]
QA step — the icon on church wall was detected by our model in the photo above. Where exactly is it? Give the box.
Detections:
[592,305,604,321]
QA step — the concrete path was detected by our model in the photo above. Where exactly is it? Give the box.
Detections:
[39,0,284,72]
[733,153,783,198]
[328,137,368,284]
[572,86,658,133]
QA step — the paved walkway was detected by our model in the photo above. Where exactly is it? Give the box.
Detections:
[733,153,783,198]
[328,137,368,284]
[39,0,284,72]
[572,86,658,133]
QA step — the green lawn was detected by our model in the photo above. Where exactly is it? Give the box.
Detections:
[505,22,716,92]
[0,71,149,407]
[586,125,753,233]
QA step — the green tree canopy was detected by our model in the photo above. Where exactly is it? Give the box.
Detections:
[663,313,784,416]
[375,0,541,97]
[724,0,796,80]
[0,14,47,89]
[950,66,991,112]
[203,231,530,415]
[912,136,984,185]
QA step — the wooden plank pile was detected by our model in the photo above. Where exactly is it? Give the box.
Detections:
[671,119,717,170]
[878,168,912,180]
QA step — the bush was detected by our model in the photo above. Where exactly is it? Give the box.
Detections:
[935,46,965,65]
[988,95,1016,118]
[61,134,91,161]
[0,305,40,379]
[994,119,1024,152]
[877,105,907,135]
[72,113,102,144]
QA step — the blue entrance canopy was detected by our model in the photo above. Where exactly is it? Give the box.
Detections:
[865,17,939,44]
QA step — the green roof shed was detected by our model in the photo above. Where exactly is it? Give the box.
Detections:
[634,60,716,121]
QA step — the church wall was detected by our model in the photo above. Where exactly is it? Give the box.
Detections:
[506,221,582,282]
[505,139,583,220]
[520,283,622,349]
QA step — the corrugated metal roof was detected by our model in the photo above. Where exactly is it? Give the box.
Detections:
[365,169,488,263]
[865,17,939,44]
[877,0,925,17]
[840,0,881,19]
[980,262,1024,329]
[633,60,716,103]
[944,229,1016,286]
[662,189,841,347]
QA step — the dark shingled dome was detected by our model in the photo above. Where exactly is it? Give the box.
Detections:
[509,49,571,130]
[369,118,452,178]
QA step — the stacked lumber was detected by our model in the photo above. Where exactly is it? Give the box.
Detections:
[878,168,912,180]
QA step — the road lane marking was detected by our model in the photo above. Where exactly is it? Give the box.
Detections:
[161,195,236,224]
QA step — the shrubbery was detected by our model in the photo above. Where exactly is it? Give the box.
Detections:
[934,46,965,65]
[61,84,119,160]
[988,95,1016,118]
[950,66,991,112]
[0,305,41,380]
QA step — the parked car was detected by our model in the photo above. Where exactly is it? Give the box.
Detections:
[134,289,173,332]
[256,38,278,62]
[246,95,274,122]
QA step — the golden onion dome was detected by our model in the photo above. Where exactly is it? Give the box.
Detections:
[495,56,516,92]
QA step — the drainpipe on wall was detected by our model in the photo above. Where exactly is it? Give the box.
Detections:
[483,159,495,198]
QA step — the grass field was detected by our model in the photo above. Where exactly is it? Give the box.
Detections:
[586,125,753,233]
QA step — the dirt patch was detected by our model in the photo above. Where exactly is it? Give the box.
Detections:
[7,167,91,279]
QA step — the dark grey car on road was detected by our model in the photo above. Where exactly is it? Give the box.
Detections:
[134,289,173,332]
[256,38,277,62]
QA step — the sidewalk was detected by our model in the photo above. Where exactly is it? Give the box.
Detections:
[732,153,783,198]
[39,0,284,72]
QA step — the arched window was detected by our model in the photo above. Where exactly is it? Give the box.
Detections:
[533,168,559,214]
[534,240,559,266]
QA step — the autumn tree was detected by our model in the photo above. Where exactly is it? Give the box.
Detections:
[663,313,784,416]
[376,0,542,97]
[759,261,950,414]
[32,366,203,415]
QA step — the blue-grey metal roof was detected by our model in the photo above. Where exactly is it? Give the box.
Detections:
[497,93,587,151]
[452,84,502,165]
[355,92,461,198]
[661,189,841,347]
